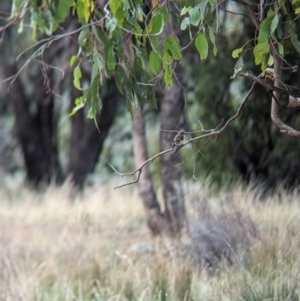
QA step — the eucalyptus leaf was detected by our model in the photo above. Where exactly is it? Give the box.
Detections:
[195,32,208,60]
[150,50,162,74]
[230,57,244,79]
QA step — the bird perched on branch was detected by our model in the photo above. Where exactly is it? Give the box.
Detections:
[172,131,184,150]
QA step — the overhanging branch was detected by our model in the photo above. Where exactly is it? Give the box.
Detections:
[111,82,257,189]
[270,51,300,137]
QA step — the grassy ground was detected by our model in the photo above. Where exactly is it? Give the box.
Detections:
[0,181,300,301]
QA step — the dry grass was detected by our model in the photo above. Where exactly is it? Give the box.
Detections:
[0,181,300,301]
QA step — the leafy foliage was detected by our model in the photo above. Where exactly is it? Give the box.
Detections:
[7,0,300,188]
[9,0,300,119]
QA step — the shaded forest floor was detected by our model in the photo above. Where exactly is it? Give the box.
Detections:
[0,181,300,300]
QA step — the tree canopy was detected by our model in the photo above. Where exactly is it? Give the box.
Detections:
[8,0,300,129]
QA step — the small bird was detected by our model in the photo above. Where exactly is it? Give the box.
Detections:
[172,131,184,150]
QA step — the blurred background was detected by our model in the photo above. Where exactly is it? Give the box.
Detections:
[1,1,300,300]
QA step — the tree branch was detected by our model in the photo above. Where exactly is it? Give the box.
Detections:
[233,0,260,29]
[239,70,300,99]
[270,49,300,137]
[111,82,257,189]
[109,149,172,189]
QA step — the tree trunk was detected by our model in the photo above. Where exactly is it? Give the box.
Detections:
[131,66,187,237]
[4,64,61,186]
[160,64,187,237]
[131,1,187,237]
[132,108,170,235]
[67,79,121,189]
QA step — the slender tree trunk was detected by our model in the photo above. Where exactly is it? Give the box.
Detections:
[160,64,187,237]
[132,108,170,235]
[131,1,187,237]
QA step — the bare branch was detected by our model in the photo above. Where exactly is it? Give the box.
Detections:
[161,119,223,136]
[239,70,300,99]
[112,82,257,189]
[173,136,211,168]
[110,149,172,189]
[270,49,300,137]
[180,81,257,147]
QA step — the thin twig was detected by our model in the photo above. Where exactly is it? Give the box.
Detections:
[178,81,256,147]
[161,119,223,135]
[173,136,211,168]
[3,17,108,89]
[109,149,172,189]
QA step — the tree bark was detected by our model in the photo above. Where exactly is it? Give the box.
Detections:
[160,63,187,237]
[4,64,61,186]
[67,79,121,189]
[132,108,170,235]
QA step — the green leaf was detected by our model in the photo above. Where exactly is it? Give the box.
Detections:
[276,23,283,39]
[136,6,144,22]
[253,40,269,65]
[278,42,284,56]
[195,32,208,60]
[70,55,77,67]
[162,51,173,86]
[115,65,128,94]
[77,0,93,23]
[109,0,121,15]
[150,36,160,54]
[93,26,109,45]
[164,35,182,60]
[73,65,82,90]
[92,53,105,82]
[232,47,243,58]
[55,0,74,24]
[115,7,125,25]
[150,50,162,74]
[290,30,300,53]
[30,21,36,39]
[270,14,279,34]
[279,0,287,14]
[208,25,217,56]
[105,16,117,34]
[87,107,97,119]
[147,14,163,34]
[181,6,192,15]
[267,55,274,66]
[257,14,273,43]
[295,7,300,14]
[189,1,208,26]
[107,45,117,71]
[164,64,173,86]
[69,96,84,116]
[18,19,25,34]
[78,27,89,46]
[230,57,244,79]
[153,7,169,25]
[189,7,201,26]
[181,17,190,30]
